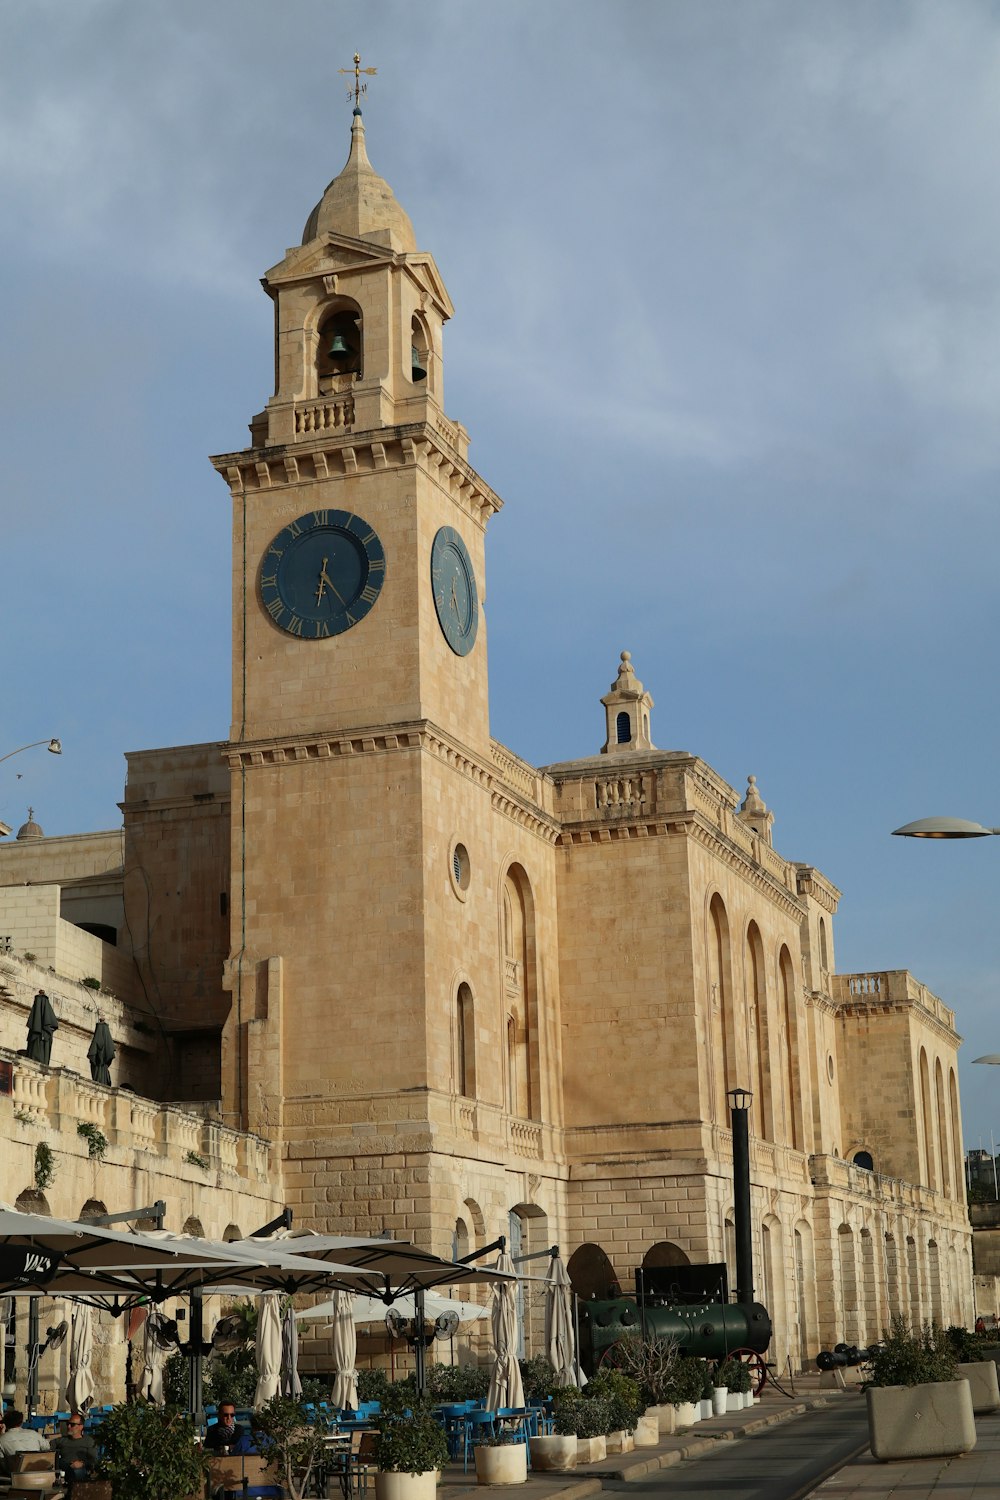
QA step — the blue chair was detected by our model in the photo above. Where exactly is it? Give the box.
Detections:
[461,1409,497,1472]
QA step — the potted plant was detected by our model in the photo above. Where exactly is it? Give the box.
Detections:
[716,1358,747,1413]
[374,1408,450,1500]
[864,1318,974,1461]
[252,1395,329,1500]
[474,1430,528,1486]
[582,1369,643,1453]
[606,1332,681,1435]
[532,1387,580,1471]
[94,1403,208,1500]
[552,1390,608,1464]
[667,1357,705,1426]
[697,1362,715,1421]
[946,1326,1000,1413]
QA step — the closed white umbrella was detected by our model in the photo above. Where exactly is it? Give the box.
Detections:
[137,1308,168,1404]
[330,1290,359,1411]
[254,1292,282,1407]
[486,1251,524,1411]
[66,1305,95,1410]
[281,1302,302,1398]
[544,1254,584,1388]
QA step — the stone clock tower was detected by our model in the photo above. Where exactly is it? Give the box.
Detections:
[210,109,506,1158]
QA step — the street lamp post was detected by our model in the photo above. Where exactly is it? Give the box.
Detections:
[0,740,62,767]
[893,817,999,839]
[728,1086,754,1306]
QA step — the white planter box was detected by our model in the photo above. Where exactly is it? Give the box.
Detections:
[575,1436,607,1464]
[633,1415,658,1448]
[697,1398,713,1421]
[474,1445,528,1486]
[726,1392,743,1413]
[528,1435,577,1472]
[711,1387,728,1416]
[375,1474,437,1500]
[649,1403,675,1435]
[866,1380,976,1462]
[673,1402,697,1427]
[605,1430,634,1454]
[958,1360,1000,1413]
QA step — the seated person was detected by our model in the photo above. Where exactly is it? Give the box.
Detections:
[0,1411,47,1476]
[204,1401,250,1454]
[52,1412,99,1485]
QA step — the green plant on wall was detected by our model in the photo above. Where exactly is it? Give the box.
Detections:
[34,1141,55,1192]
[184,1150,208,1170]
[77,1122,108,1160]
[82,976,101,990]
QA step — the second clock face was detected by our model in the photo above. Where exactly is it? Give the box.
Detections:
[260,509,386,638]
[431,526,479,656]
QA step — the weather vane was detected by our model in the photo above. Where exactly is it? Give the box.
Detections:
[339,52,376,110]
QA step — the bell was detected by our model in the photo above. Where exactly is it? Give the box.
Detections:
[327,332,352,361]
[411,345,428,382]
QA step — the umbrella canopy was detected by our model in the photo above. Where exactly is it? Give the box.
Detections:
[254,1293,282,1407]
[486,1251,524,1411]
[544,1254,584,1388]
[26,990,58,1065]
[0,1211,366,1304]
[136,1307,168,1404]
[242,1233,514,1302]
[301,1289,489,1326]
[281,1302,302,1398]
[66,1304,95,1410]
[87,1020,115,1085]
[329,1290,359,1411]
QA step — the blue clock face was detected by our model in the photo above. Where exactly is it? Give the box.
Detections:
[260,509,386,639]
[431,526,478,656]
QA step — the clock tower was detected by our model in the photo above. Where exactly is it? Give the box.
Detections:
[210,107,505,1146]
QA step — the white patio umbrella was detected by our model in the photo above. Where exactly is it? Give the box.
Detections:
[281,1302,302,1398]
[66,1304,95,1410]
[300,1289,489,1326]
[486,1250,524,1411]
[254,1292,282,1406]
[544,1254,585,1388]
[137,1307,168,1404]
[330,1290,359,1410]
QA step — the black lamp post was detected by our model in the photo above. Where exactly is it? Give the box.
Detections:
[728,1086,754,1306]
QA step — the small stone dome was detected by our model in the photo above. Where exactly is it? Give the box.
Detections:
[16,806,44,840]
[302,110,416,251]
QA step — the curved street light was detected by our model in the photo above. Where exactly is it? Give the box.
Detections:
[892,816,1000,839]
[0,739,61,767]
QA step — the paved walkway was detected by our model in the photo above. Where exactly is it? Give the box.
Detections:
[436,1372,1000,1500]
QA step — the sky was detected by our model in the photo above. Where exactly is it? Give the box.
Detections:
[1,1,999,1149]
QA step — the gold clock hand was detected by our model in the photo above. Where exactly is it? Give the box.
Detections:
[320,566,347,606]
[450,577,460,614]
[315,558,329,605]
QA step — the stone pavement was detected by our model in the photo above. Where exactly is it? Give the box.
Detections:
[435,1371,1000,1500]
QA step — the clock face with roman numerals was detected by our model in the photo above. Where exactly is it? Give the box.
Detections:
[431,525,478,656]
[259,509,386,638]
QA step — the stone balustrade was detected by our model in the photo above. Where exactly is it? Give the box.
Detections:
[11,1057,48,1123]
[294,396,354,436]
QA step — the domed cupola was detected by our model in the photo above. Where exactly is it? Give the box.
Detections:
[16,807,44,841]
[302,109,417,253]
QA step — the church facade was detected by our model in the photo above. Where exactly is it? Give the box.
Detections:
[0,110,973,1379]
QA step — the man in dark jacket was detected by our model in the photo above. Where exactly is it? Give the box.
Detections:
[204,1401,249,1453]
[52,1412,99,1485]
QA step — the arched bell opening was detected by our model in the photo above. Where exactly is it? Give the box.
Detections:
[410,313,430,385]
[317,305,362,393]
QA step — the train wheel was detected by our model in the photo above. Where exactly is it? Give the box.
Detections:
[726,1347,767,1395]
[598,1340,629,1370]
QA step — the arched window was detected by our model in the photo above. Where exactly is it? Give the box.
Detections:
[919,1049,936,1190]
[934,1058,951,1197]
[615,711,631,744]
[182,1216,205,1237]
[928,1241,943,1324]
[223,1224,243,1243]
[779,946,802,1150]
[456,983,476,1098]
[410,314,429,384]
[818,917,829,974]
[838,1225,859,1343]
[853,1151,874,1171]
[949,1069,963,1202]
[746,922,772,1138]
[317,304,362,389]
[906,1235,921,1319]
[79,1199,107,1221]
[501,866,539,1119]
[453,1216,470,1262]
[15,1190,50,1216]
[708,894,736,1122]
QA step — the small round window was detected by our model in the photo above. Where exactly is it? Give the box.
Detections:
[450,841,471,899]
[827,1053,835,1083]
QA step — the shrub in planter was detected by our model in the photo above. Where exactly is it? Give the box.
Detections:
[428,1361,491,1403]
[606,1333,681,1407]
[357,1368,393,1406]
[864,1319,974,1462]
[716,1357,752,1396]
[375,1411,450,1476]
[518,1354,558,1403]
[253,1396,329,1500]
[475,1430,528,1485]
[552,1390,611,1439]
[583,1369,644,1433]
[669,1358,708,1405]
[95,1403,208,1500]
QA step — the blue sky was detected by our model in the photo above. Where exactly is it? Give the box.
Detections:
[2,1,999,1150]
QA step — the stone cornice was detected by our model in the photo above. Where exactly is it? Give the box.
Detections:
[210,421,501,529]
[793,864,842,914]
[223,721,560,845]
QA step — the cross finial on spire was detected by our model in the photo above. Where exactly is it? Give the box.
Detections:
[339,51,377,113]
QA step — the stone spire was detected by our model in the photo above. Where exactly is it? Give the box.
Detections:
[600,651,655,755]
[737,774,774,846]
[301,109,417,251]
